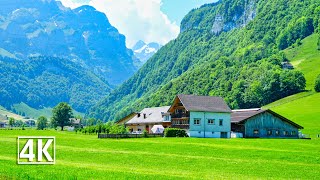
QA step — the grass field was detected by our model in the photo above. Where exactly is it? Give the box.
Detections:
[0,130,319,179]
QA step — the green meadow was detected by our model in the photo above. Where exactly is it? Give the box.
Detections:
[264,34,320,138]
[0,130,319,179]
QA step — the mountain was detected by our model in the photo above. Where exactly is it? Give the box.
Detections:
[89,0,320,121]
[0,0,136,85]
[132,40,162,65]
[0,0,138,114]
[0,56,111,113]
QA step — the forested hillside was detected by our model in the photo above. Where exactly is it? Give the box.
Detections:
[0,0,136,85]
[89,0,320,121]
[0,56,110,113]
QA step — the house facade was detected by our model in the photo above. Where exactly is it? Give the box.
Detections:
[169,94,232,138]
[125,106,171,133]
[231,109,303,138]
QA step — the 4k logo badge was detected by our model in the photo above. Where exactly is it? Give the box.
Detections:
[17,136,55,164]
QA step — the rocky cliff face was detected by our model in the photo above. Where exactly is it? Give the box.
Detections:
[181,0,256,35]
[0,0,136,85]
[211,0,256,35]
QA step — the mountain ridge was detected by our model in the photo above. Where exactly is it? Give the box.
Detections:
[0,0,136,85]
[132,40,162,66]
[89,0,320,121]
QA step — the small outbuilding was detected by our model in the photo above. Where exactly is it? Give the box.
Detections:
[231,108,303,138]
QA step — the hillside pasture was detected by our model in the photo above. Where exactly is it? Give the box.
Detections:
[0,130,319,179]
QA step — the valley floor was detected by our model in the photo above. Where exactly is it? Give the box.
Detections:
[0,130,319,179]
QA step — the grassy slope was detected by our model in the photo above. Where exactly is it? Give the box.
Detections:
[0,106,24,120]
[0,130,319,179]
[264,34,320,138]
[12,102,85,119]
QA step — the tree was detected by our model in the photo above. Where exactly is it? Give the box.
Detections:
[52,102,73,131]
[37,116,48,130]
[315,74,320,92]
[15,120,23,127]
[87,118,96,126]
[9,117,15,128]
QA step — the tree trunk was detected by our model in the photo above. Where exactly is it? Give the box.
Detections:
[61,126,64,131]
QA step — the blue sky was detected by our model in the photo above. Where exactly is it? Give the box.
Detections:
[59,0,217,47]
[161,0,216,25]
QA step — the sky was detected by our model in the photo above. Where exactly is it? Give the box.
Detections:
[58,0,216,48]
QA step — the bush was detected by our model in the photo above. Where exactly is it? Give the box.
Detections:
[164,128,188,137]
[143,130,148,138]
[315,74,320,92]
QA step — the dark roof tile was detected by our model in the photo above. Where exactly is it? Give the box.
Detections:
[178,94,231,113]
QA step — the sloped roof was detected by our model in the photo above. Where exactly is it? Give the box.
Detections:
[176,94,231,113]
[115,112,137,124]
[231,108,303,129]
[126,106,170,124]
[69,118,81,124]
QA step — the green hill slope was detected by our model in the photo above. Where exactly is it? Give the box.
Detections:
[264,34,320,138]
[284,34,320,90]
[89,0,320,121]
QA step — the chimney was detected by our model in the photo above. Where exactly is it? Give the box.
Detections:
[143,113,146,119]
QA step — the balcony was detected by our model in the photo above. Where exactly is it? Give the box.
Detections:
[171,113,189,119]
[171,118,189,129]
[171,124,190,129]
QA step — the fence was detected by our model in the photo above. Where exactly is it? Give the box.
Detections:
[98,133,164,139]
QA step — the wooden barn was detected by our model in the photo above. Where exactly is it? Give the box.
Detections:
[231,109,303,138]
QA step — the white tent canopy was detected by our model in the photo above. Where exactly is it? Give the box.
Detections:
[151,125,164,133]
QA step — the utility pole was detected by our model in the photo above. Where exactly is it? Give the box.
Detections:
[204,112,206,138]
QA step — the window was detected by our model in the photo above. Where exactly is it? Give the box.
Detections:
[253,129,259,135]
[275,130,280,136]
[175,109,179,114]
[291,131,296,136]
[163,115,170,121]
[194,118,201,125]
[208,119,215,125]
[219,119,223,126]
[267,130,272,136]
[284,131,288,136]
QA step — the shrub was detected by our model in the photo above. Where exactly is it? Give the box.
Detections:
[315,74,320,92]
[143,130,148,138]
[164,128,188,137]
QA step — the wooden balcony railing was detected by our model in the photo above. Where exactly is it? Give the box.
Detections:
[171,124,190,129]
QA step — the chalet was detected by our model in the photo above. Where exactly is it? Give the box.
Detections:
[231,108,303,138]
[69,118,82,129]
[281,61,294,69]
[125,106,171,134]
[168,94,232,138]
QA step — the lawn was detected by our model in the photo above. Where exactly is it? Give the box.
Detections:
[0,130,319,179]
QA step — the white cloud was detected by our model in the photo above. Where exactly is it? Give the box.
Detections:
[58,0,180,47]
[58,0,85,9]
